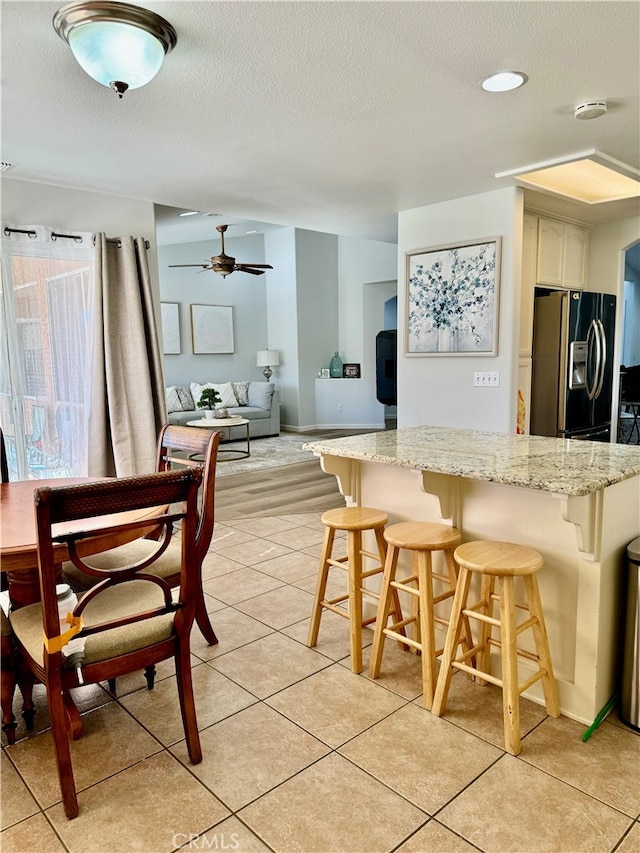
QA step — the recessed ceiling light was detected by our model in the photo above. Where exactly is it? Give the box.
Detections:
[481,71,528,93]
[179,210,198,217]
[496,149,640,204]
[246,230,258,234]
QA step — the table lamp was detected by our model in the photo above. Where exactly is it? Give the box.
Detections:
[257,350,279,381]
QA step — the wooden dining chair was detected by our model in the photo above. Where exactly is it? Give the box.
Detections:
[62,425,223,685]
[9,468,204,819]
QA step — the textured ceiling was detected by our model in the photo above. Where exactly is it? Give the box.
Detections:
[2,1,639,243]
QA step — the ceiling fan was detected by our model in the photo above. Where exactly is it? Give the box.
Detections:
[168,224,273,278]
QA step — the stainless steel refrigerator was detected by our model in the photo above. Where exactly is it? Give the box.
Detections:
[530,289,616,441]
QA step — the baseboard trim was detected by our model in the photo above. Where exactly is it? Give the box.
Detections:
[281,423,385,432]
[314,423,385,430]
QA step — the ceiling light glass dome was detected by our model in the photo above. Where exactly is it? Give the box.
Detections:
[54,2,177,98]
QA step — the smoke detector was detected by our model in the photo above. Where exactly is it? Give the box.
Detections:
[575,101,607,120]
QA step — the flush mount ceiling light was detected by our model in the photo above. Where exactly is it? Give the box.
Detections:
[53,1,177,98]
[496,149,640,204]
[480,71,528,92]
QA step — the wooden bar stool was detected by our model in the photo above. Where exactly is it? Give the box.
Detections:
[369,521,470,710]
[307,506,404,673]
[432,540,560,755]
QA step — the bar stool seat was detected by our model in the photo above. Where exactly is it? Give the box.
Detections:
[432,540,560,755]
[369,521,471,710]
[307,506,404,673]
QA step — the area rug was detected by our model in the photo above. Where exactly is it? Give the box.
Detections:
[215,432,317,477]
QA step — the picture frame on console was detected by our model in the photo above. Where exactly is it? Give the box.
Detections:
[190,304,235,354]
[343,363,361,378]
[405,237,501,357]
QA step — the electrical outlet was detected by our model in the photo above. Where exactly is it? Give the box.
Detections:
[337,403,343,412]
[473,371,500,387]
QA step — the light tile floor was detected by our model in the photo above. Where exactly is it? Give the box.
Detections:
[2,512,639,853]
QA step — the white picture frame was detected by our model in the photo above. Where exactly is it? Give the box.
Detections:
[160,302,181,354]
[190,304,235,354]
[406,237,501,356]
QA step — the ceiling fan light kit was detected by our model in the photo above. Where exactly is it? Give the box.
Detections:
[168,225,274,278]
[53,0,177,98]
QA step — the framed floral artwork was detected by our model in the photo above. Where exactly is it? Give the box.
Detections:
[405,237,501,356]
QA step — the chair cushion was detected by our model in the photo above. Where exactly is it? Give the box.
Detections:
[10,580,175,667]
[1,607,12,637]
[62,538,181,591]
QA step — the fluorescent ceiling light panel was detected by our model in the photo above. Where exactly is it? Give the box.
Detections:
[179,210,198,216]
[496,150,640,204]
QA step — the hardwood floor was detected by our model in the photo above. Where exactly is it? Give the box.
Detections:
[215,459,344,520]
[215,428,378,520]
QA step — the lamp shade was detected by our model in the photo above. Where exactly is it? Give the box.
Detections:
[54,1,177,97]
[257,350,279,367]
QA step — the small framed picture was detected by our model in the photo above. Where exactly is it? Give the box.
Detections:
[319,368,330,378]
[343,363,361,378]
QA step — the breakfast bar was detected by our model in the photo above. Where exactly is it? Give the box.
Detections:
[304,426,640,725]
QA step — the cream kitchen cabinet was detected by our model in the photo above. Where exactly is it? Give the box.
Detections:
[536,217,589,288]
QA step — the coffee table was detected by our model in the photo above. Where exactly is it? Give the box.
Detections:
[186,417,251,460]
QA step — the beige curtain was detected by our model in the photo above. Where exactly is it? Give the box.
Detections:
[88,234,166,476]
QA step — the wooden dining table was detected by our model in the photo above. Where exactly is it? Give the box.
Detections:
[1,476,168,738]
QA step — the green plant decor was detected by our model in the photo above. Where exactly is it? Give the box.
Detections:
[197,388,222,410]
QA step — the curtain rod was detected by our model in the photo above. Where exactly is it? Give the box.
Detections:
[3,227,149,250]
[3,227,36,238]
[93,235,151,250]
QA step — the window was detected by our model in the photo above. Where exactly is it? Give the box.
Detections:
[0,228,93,479]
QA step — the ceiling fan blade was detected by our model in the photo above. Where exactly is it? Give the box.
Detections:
[239,263,273,269]
[168,263,211,269]
[235,265,267,275]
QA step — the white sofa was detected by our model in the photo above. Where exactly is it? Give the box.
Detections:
[165,381,280,438]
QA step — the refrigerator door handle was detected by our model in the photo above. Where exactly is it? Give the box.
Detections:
[594,319,606,399]
[586,319,600,401]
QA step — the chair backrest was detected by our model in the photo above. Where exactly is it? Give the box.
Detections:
[155,424,223,564]
[0,427,8,482]
[34,468,202,665]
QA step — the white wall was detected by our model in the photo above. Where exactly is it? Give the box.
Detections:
[587,216,640,412]
[295,230,339,428]
[397,187,522,433]
[337,236,398,363]
[158,234,269,386]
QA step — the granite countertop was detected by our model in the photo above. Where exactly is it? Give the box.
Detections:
[303,426,640,496]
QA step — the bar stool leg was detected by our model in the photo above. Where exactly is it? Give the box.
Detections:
[444,549,475,666]
[499,576,521,755]
[373,528,406,649]
[417,550,437,709]
[307,525,336,648]
[349,529,364,673]
[432,566,472,715]
[474,574,495,686]
[524,575,560,717]
[369,545,399,679]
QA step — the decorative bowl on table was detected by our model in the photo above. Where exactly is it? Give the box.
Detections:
[214,407,228,419]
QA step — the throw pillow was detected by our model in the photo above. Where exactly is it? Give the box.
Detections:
[248,382,274,410]
[191,381,239,409]
[231,381,250,406]
[166,385,195,413]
